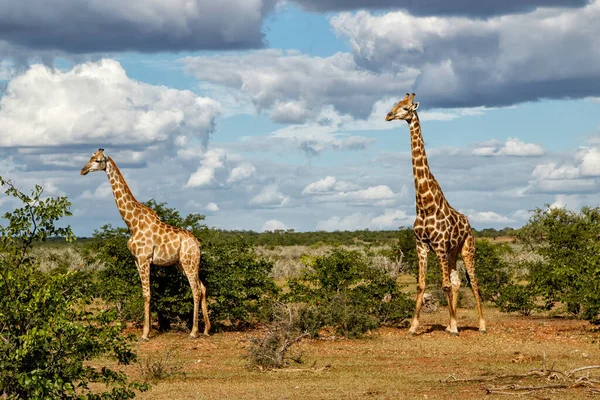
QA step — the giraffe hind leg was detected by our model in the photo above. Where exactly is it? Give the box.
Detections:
[461,234,486,333]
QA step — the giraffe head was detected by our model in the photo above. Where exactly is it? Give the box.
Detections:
[80,148,108,175]
[385,93,419,122]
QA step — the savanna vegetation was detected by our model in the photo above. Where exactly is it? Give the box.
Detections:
[1,177,599,398]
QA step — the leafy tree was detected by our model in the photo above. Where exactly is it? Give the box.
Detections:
[0,177,147,399]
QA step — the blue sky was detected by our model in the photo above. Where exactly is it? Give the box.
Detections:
[0,1,599,236]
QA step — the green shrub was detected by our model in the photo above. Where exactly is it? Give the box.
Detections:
[287,249,412,338]
[199,233,279,331]
[0,177,147,399]
[517,206,600,323]
[495,283,537,316]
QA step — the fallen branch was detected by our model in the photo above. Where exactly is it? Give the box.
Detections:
[567,365,600,377]
[270,365,331,373]
[484,383,568,393]
[442,370,546,383]
[443,362,600,396]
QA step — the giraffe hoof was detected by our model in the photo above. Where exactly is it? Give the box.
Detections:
[139,336,150,342]
[408,331,417,337]
[446,331,459,337]
[479,329,487,334]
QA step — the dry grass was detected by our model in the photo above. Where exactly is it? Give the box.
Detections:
[108,307,600,400]
[257,244,398,279]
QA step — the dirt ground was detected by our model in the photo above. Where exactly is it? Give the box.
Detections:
[119,307,600,400]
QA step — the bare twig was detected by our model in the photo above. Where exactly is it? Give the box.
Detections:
[567,365,600,377]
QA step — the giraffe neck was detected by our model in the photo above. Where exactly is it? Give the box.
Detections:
[105,157,142,231]
[407,112,443,210]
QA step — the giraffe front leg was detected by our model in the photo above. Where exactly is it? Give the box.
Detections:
[409,241,429,336]
[136,258,152,341]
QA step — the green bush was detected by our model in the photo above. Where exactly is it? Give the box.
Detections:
[199,233,279,331]
[0,177,147,399]
[287,249,413,338]
[517,206,600,322]
[495,283,537,316]
[91,201,279,332]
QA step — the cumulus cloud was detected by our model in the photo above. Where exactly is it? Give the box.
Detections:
[250,184,290,207]
[526,146,600,194]
[472,138,545,157]
[186,149,226,188]
[331,2,600,108]
[262,219,288,232]
[0,0,278,56]
[316,209,413,231]
[291,0,588,17]
[302,176,358,195]
[463,210,515,224]
[181,49,418,122]
[326,185,396,203]
[205,202,220,212]
[227,163,256,183]
[550,194,581,210]
[0,59,221,148]
[80,182,113,200]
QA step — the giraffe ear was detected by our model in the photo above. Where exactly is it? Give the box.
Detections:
[412,102,419,111]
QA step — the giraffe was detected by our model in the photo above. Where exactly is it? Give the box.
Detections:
[80,149,210,340]
[385,93,486,336]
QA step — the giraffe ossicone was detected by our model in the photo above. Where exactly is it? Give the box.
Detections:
[386,94,486,336]
[81,149,210,340]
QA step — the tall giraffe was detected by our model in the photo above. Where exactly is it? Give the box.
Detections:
[386,93,486,336]
[81,149,210,340]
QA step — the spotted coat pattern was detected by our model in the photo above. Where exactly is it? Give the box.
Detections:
[386,94,486,335]
[81,149,210,340]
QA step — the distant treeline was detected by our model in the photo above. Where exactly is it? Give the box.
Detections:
[47,226,519,247]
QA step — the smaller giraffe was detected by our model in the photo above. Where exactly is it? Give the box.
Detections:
[81,149,210,340]
[386,93,486,336]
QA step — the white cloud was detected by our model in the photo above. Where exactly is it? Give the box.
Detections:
[186,149,226,188]
[80,182,113,200]
[329,185,396,202]
[0,59,221,148]
[302,176,358,195]
[550,195,581,210]
[331,3,600,107]
[205,202,220,212]
[526,146,600,194]
[472,138,545,157]
[262,219,288,232]
[512,209,532,222]
[317,209,413,231]
[463,210,515,224]
[227,163,256,183]
[250,184,290,207]
[181,49,418,122]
